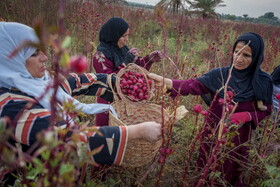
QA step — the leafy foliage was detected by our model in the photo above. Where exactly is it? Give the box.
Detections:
[0,0,280,186]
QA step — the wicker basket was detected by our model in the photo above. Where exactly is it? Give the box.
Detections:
[108,64,170,167]
[109,101,170,167]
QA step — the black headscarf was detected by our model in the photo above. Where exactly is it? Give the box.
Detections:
[271,65,280,85]
[197,32,273,104]
[97,17,130,69]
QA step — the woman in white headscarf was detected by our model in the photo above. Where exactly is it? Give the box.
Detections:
[0,22,161,182]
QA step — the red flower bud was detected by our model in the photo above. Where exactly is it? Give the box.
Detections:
[159,147,165,155]
[218,98,225,105]
[226,91,234,101]
[276,94,280,100]
[193,104,203,114]
[70,55,88,74]
[222,126,229,134]
[260,154,266,159]
[219,139,226,145]
[158,156,165,164]
[226,104,234,113]
[165,147,172,155]
[201,110,209,116]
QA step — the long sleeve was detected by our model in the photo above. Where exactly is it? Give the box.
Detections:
[0,89,127,165]
[0,92,51,146]
[92,51,115,74]
[60,73,114,101]
[135,55,154,71]
[170,79,210,97]
[235,101,272,129]
[82,126,127,165]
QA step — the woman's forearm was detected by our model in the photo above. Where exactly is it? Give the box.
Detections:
[126,122,161,142]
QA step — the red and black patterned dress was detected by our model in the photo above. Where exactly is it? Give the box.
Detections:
[0,73,127,166]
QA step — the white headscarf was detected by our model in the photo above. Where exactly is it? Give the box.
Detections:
[0,22,117,117]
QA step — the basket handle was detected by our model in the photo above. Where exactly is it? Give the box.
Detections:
[107,73,121,103]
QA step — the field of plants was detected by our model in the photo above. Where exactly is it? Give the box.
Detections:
[1,0,280,186]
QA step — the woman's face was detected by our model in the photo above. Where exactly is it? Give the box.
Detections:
[117,28,129,48]
[233,42,253,70]
[26,50,48,78]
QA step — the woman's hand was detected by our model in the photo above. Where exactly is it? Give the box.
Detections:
[124,48,139,64]
[148,50,162,62]
[129,48,139,57]
[148,73,173,89]
[127,121,161,142]
[230,112,252,125]
[140,121,162,142]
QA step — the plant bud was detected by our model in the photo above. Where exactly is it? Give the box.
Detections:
[70,55,88,74]
[193,104,203,114]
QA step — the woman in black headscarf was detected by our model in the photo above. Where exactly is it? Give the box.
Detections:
[92,17,162,127]
[149,32,273,186]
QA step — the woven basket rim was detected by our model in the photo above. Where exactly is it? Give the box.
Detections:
[115,64,155,105]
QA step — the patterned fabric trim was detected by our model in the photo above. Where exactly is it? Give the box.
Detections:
[16,108,50,145]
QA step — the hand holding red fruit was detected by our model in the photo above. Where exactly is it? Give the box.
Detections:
[124,48,139,64]
[129,48,139,57]
[69,55,88,74]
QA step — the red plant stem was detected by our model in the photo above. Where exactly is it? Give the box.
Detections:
[217,62,234,140]
[167,97,180,144]
[182,113,200,185]
[155,10,168,187]
[155,86,166,187]
[58,0,65,34]
[136,157,160,186]
[256,116,271,153]
[182,92,219,186]
[263,109,279,155]
[49,55,61,127]
[195,141,220,187]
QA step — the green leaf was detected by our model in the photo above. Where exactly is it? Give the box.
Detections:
[60,52,70,67]
[59,164,73,175]
[26,159,43,180]
[61,36,71,49]
[0,120,5,133]
[41,150,51,161]
[50,158,59,168]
